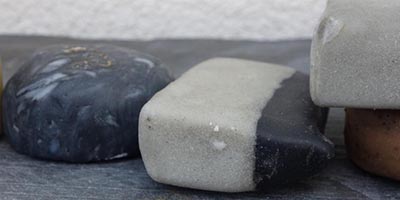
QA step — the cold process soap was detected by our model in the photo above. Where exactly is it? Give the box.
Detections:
[311,0,400,108]
[3,45,173,162]
[139,58,334,192]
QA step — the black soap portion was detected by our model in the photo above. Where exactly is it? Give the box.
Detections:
[3,45,173,162]
[254,72,334,189]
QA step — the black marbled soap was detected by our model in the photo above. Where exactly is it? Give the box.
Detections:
[3,45,173,162]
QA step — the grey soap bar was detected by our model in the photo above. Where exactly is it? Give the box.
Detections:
[3,44,173,162]
[139,58,334,192]
[311,0,400,108]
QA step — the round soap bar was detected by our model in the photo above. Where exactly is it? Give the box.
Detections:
[3,45,173,162]
[345,108,400,180]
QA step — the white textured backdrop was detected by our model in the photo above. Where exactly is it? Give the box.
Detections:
[0,0,326,40]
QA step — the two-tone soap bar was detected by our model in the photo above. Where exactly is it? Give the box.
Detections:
[139,58,334,192]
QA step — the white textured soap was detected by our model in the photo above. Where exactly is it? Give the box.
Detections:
[311,0,400,108]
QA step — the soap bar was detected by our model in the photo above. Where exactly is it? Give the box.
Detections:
[139,58,334,192]
[345,109,400,180]
[0,60,3,134]
[3,45,173,162]
[311,0,400,108]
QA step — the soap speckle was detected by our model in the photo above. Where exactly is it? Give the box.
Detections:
[320,17,344,45]
[64,46,87,53]
[134,57,155,68]
[306,147,315,166]
[41,58,70,73]
[94,145,101,153]
[16,103,26,115]
[17,73,67,96]
[82,70,97,78]
[212,140,226,151]
[13,124,20,133]
[105,115,119,127]
[49,139,60,153]
[48,120,57,129]
[264,149,280,179]
[213,125,219,132]
[322,135,335,147]
[17,73,68,101]
[106,153,128,160]
[24,83,59,100]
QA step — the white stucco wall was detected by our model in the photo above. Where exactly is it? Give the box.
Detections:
[0,0,327,40]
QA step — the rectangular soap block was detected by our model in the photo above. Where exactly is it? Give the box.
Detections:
[139,58,333,192]
[311,0,400,109]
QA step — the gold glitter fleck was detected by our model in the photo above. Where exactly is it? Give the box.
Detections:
[99,60,113,67]
[64,47,87,53]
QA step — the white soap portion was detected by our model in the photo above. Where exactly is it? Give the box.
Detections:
[311,0,400,108]
[139,58,295,192]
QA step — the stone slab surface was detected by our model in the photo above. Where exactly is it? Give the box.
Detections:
[0,35,399,199]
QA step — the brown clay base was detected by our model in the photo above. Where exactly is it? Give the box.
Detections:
[345,108,400,180]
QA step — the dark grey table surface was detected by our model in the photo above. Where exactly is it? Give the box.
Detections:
[0,35,398,200]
